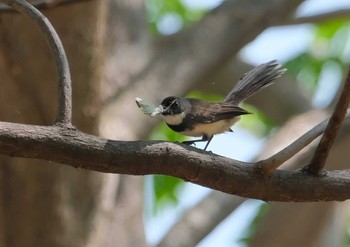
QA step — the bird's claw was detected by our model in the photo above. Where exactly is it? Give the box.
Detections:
[182,140,196,147]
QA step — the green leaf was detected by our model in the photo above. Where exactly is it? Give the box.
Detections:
[152,175,184,213]
[149,121,188,142]
[316,19,346,40]
[186,90,224,101]
[284,19,350,96]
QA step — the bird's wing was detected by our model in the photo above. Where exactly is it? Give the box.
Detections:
[186,99,250,123]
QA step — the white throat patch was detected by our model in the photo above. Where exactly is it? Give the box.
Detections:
[163,112,186,125]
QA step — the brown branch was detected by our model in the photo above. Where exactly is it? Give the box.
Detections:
[287,9,350,25]
[1,0,72,126]
[0,121,349,202]
[304,69,350,175]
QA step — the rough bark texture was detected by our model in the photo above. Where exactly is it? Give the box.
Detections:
[0,121,350,202]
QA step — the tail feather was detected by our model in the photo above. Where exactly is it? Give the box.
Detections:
[224,60,286,104]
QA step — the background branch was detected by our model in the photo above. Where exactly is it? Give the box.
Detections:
[287,9,350,25]
[2,0,72,126]
[157,192,245,247]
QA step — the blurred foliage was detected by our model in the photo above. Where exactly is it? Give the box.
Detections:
[344,207,350,247]
[245,18,350,244]
[240,104,276,137]
[149,121,187,143]
[147,0,208,35]
[285,19,350,97]
[148,122,186,213]
[151,175,185,214]
[186,90,223,101]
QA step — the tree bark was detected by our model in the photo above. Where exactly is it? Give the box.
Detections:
[0,1,106,246]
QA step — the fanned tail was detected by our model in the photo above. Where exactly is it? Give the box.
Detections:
[224,60,286,104]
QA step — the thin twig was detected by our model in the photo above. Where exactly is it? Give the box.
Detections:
[257,111,350,175]
[304,69,350,175]
[258,117,326,174]
[1,0,72,126]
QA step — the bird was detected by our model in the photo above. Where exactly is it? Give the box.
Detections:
[138,60,286,150]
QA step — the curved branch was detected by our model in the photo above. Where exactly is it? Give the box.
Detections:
[0,121,349,202]
[1,0,72,126]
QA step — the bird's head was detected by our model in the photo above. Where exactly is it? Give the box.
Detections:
[159,96,184,116]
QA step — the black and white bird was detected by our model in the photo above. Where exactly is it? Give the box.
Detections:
[136,60,286,150]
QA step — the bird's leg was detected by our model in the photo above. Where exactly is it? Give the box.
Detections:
[203,135,213,151]
[182,138,206,146]
[182,135,213,151]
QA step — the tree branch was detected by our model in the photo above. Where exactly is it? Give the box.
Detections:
[1,0,72,126]
[1,0,350,203]
[287,9,350,25]
[304,69,350,175]
[0,120,349,202]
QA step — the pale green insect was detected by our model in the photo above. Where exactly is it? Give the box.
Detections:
[135,97,162,117]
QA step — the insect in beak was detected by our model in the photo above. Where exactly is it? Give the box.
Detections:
[135,97,163,117]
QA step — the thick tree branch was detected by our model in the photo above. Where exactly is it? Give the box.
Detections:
[305,69,350,175]
[2,0,72,126]
[0,121,349,202]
